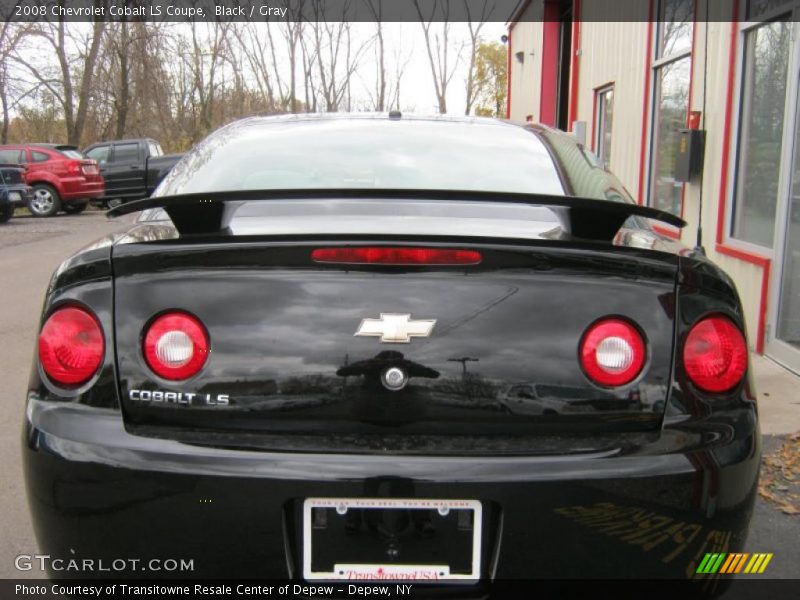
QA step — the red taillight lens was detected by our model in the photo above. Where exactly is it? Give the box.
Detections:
[580,318,646,387]
[683,315,747,393]
[143,312,209,380]
[66,160,81,175]
[311,247,482,265]
[38,306,105,386]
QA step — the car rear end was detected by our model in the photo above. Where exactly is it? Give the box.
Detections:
[22,116,759,588]
[43,145,105,202]
[0,164,31,217]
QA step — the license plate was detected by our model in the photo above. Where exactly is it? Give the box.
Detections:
[302,498,482,582]
[82,165,98,175]
[9,192,21,202]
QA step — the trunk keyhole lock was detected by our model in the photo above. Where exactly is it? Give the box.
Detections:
[381,366,408,391]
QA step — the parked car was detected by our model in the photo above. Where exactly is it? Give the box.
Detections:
[82,138,182,206]
[0,144,104,217]
[24,115,760,584]
[0,164,30,223]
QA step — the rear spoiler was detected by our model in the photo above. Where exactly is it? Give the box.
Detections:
[107,189,685,241]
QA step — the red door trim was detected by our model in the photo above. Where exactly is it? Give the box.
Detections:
[636,9,655,206]
[506,26,513,119]
[540,2,562,127]
[567,0,582,130]
[714,2,771,354]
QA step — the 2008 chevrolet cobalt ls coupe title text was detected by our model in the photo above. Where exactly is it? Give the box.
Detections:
[23,114,760,586]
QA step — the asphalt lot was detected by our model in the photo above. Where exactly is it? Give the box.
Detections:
[0,210,132,579]
[0,210,797,586]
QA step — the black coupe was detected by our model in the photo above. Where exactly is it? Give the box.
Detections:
[23,115,760,587]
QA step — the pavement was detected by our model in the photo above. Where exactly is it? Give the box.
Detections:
[0,210,798,582]
[751,354,800,434]
[0,210,133,580]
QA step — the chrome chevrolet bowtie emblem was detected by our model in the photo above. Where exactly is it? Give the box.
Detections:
[354,313,436,343]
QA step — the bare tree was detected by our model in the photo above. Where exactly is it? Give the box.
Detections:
[0,14,22,143]
[190,21,234,137]
[234,23,278,110]
[14,19,107,145]
[387,27,413,111]
[413,0,464,114]
[463,0,494,115]
[307,2,371,112]
[280,4,306,113]
[96,21,163,139]
[366,0,386,111]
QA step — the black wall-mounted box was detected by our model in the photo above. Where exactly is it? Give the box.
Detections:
[674,128,705,182]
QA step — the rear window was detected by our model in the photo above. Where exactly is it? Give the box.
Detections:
[139,198,561,240]
[59,149,85,160]
[85,146,109,163]
[31,151,49,163]
[0,149,24,163]
[157,117,565,197]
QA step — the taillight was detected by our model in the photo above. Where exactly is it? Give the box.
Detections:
[311,247,482,265]
[683,315,747,393]
[143,311,209,380]
[580,318,646,387]
[38,306,105,386]
[66,160,81,175]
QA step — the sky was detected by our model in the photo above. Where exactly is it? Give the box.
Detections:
[12,20,510,118]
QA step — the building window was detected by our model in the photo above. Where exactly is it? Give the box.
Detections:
[594,85,614,169]
[648,0,693,217]
[731,17,792,248]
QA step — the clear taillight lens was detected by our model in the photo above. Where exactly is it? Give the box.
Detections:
[580,318,646,387]
[38,306,105,386]
[683,315,747,393]
[143,312,209,380]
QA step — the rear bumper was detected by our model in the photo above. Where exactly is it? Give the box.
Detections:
[57,177,104,201]
[3,185,31,207]
[22,399,760,581]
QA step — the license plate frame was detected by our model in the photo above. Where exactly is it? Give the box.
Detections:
[302,497,482,583]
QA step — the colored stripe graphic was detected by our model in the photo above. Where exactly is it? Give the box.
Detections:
[698,553,773,574]
[733,553,750,573]
[696,553,726,574]
[719,553,751,574]
[744,553,774,574]
[719,554,736,574]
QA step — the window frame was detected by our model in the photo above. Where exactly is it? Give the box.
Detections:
[85,145,110,164]
[111,142,141,165]
[724,10,799,255]
[593,83,615,170]
[31,150,49,163]
[644,0,696,231]
[0,148,24,164]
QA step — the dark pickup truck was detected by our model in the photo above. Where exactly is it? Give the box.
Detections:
[82,138,182,206]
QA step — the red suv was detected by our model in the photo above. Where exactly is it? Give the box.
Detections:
[0,144,104,217]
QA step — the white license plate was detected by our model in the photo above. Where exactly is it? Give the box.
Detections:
[303,498,482,583]
[9,192,21,202]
